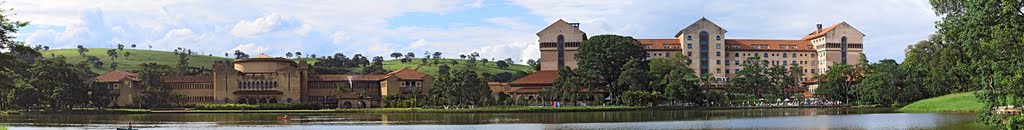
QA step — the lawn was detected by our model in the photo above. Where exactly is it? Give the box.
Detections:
[40,48,231,74]
[42,48,535,77]
[898,91,986,113]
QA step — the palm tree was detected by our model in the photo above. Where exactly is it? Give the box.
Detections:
[335,82,350,109]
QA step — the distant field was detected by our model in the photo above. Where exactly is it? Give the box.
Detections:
[898,91,986,113]
[40,48,232,74]
[40,48,536,76]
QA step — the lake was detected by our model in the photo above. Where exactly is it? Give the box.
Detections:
[0,108,989,129]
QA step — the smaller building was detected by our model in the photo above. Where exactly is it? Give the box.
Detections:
[95,55,433,108]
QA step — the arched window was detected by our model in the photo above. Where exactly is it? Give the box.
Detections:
[270,98,278,104]
[343,101,353,109]
[716,36,721,40]
[556,35,566,70]
[238,98,247,104]
[698,31,710,76]
[687,36,692,40]
[841,36,848,64]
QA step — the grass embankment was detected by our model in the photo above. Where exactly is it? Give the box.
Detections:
[44,48,535,76]
[40,48,231,74]
[898,91,986,113]
[185,106,640,113]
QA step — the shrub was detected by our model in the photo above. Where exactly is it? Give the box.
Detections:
[1007,116,1024,130]
[193,103,323,110]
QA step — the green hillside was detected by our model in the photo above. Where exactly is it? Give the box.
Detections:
[41,48,536,77]
[379,58,535,77]
[40,48,232,74]
[898,91,986,113]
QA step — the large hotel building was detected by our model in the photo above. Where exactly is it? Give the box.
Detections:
[505,18,865,97]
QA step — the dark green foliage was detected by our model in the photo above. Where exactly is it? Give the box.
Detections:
[618,90,662,106]
[575,34,647,97]
[133,63,186,108]
[429,67,490,106]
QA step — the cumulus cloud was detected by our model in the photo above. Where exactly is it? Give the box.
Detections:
[228,43,270,54]
[230,13,303,37]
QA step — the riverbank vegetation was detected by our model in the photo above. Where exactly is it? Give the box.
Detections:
[898,92,985,113]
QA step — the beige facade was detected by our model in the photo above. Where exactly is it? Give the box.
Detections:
[96,54,434,108]
[529,18,866,96]
[537,19,587,71]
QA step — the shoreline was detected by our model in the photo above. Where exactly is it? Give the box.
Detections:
[0,106,870,114]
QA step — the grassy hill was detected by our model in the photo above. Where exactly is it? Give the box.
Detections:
[41,48,536,77]
[40,48,231,74]
[898,91,986,113]
[379,58,535,77]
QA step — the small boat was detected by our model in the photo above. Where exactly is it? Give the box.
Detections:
[115,122,137,130]
[276,115,289,121]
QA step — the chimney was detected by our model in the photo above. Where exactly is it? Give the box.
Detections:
[816,23,823,33]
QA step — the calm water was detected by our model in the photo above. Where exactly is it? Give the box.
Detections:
[0,108,989,130]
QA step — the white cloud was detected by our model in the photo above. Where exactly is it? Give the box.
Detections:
[228,43,270,54]
[230,13,302,37]
[410,39,429,48]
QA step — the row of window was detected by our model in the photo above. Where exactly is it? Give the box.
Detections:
[241,73,275,81]
[686,35,722,41]
[239,81,277,90]
[169,83,213,89]
[186,97,215,102]
[713,67,817,75]
[309,81,379,89]
[539,42,581,48]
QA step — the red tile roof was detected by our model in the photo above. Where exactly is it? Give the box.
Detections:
[387,67,428,80]
[637,39,682,51]
[161,75,213,83]
[95,70,138,82]
[509,70,558,85]
[309,74,388,81]
[724,39,815,51]
[801,22,844,40]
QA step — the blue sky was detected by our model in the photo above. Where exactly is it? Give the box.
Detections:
[10,0,938,63]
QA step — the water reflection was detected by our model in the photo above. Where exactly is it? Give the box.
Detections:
[0,108,988,129]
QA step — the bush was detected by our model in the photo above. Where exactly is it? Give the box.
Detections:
[193,103,323,110]
[1007,116,1024,130]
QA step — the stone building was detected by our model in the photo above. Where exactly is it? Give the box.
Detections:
[95,54,433,108]
[508,18,865,97]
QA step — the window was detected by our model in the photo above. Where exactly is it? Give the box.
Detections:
[687,36,692,40]
[687,44,692,49]
[716,36,721,40]
[716,52,721,56]
[664,45,670,49]
[763,53,768,57]
[725,69,730,74]
[716,44,721,49]
[811,69,817,73]
[716,60,721,65]
[735,69,740,73]
[716,68,721,73]
[783,53,787,58]
[735,53,739,57]
[735,60,740,65]
[687,52,692,56]
[725,60,730,65]
[644,45,651,49]
[783,61,787,64]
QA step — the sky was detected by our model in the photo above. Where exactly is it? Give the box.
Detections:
[9,0,938,63]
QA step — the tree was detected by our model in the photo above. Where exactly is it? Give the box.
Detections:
[286,52,293,58]
[575,35,647,97]
[548,67,582,105]
[526,59,540,71]
[432,52,442,64]
[430,67,490,106]
[438,64,451,75]
[615,59,649,91]
[495,60,509,69]
[363,56,388,74]
[106,49,118,60]
[117,44,124,51]
[76,45,88,57]
[857,59,927,106]
[422,51,430,65]
[815,64,863,103]
[131,44,136,48]
[110,62,119,70]
[390,52,403,59]
[233,50,249,59]
[26,57,97,111]
[123,51,131,57]
[134,63,185,108]
[503,58,515,65]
